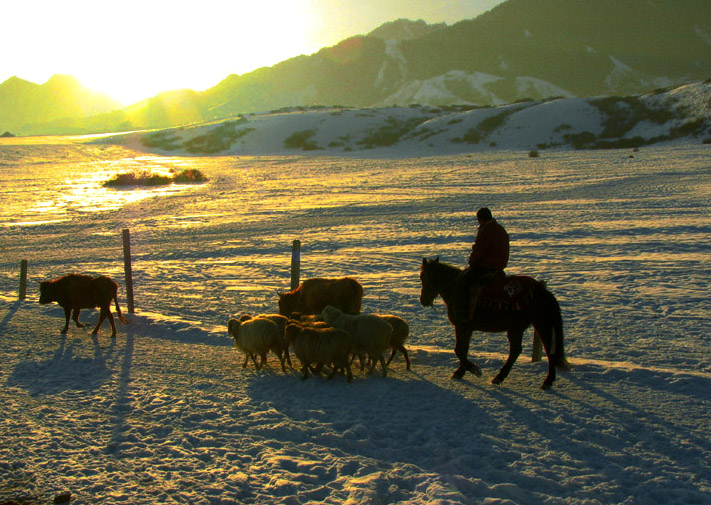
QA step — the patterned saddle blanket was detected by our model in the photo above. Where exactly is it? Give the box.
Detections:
[470,274,538,311]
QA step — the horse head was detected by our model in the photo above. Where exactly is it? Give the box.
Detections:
[419,257,440,307]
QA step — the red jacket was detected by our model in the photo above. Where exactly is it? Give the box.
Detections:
[468,219,509,270]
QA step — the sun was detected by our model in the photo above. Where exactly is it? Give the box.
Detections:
[28,1,320,106]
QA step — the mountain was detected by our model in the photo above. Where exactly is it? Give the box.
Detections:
[109,81,711,156]
[5,0,711,135]
[0,75,121,134]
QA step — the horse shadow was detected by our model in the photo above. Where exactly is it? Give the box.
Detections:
[6,332,115,396]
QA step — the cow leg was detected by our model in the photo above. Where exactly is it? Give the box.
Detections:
[492,329,523,385]
[106,309,118,337]
[72,308,84,328]
[92,307,115,336]
[61,307,71,333]
[452,325,481,379]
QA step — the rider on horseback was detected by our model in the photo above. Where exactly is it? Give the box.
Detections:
[452,207,509,323]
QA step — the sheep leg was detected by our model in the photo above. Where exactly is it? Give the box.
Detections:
[256,352,268,370]
[249,353,261,370]
[300,362,311,380]
[276,350,286,373]
[386,345,411,370]
[377,354,388,377]
[367,352,388,377]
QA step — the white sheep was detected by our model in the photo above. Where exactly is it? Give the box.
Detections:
[227,316,286,372]
[320,305,393,377]
[240,313,293,368]
[284,323,354,382]
[378,314,411,370]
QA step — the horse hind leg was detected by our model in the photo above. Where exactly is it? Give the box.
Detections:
[491,329,523,385]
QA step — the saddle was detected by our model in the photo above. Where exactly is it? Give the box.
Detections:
[469,273,537,314]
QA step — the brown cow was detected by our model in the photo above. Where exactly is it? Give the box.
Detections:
[39,274,128,337]
[278,277,363,316]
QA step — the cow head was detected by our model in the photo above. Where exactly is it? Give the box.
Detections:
[38,281,54,305]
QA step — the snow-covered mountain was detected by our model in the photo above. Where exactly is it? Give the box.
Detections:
[116,81,711,156]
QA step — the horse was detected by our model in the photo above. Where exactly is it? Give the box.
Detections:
[419,257,569,389]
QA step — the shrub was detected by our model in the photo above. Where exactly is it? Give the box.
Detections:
[103,169,207,187]
[356,116,425,148]
[184,121,253,154]
[451,108,517,144]
[141,130,182,151]
[284,129,321,150]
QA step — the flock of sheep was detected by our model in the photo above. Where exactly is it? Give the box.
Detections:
[227,277,410,382]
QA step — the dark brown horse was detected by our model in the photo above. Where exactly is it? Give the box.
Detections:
[419,257,569,389]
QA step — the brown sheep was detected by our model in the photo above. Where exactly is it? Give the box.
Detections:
[39,274,127,338]
[284,323,353,382]
[378,314,411,370]
[278,277,363,316]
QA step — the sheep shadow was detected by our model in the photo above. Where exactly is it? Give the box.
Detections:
[6,333,115,396]
[241,358,497,472]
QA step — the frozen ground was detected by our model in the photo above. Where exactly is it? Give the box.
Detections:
[0,137,710,504]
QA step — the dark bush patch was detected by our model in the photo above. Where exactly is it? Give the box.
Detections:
[103,169,208,187]
[356,116,425,148]
[284,129,321,150]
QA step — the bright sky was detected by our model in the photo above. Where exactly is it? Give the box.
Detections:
[1,0,504,106]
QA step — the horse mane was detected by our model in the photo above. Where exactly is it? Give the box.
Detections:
[436,261,462,275]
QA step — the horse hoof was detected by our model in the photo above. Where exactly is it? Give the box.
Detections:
[491,376,503,385]
[541,381,553,390]
[469,364,482,377]
[451,370,465,379]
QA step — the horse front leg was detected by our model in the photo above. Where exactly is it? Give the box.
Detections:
[452,325,482,379]
[492,329,523,385]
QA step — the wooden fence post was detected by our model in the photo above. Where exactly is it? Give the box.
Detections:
[18,259,28,301]
[122,229,135,314]
[290,239,301,291]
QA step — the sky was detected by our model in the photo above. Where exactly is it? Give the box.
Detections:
[1,0,505,106]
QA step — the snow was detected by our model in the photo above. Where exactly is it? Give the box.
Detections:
[1,134,710,505]
[378,71,506,107]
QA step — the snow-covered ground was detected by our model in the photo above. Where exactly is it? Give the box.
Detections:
[1,137,710,504]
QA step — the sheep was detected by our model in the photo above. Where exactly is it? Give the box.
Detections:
[239,313,293,367]
[227,316,286,372]
[378,314,411,370]
[284,323,354,382]
[320,305,393,377]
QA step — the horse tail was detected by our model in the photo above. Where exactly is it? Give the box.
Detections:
[551,299,570,372]
[536,282,569,372]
